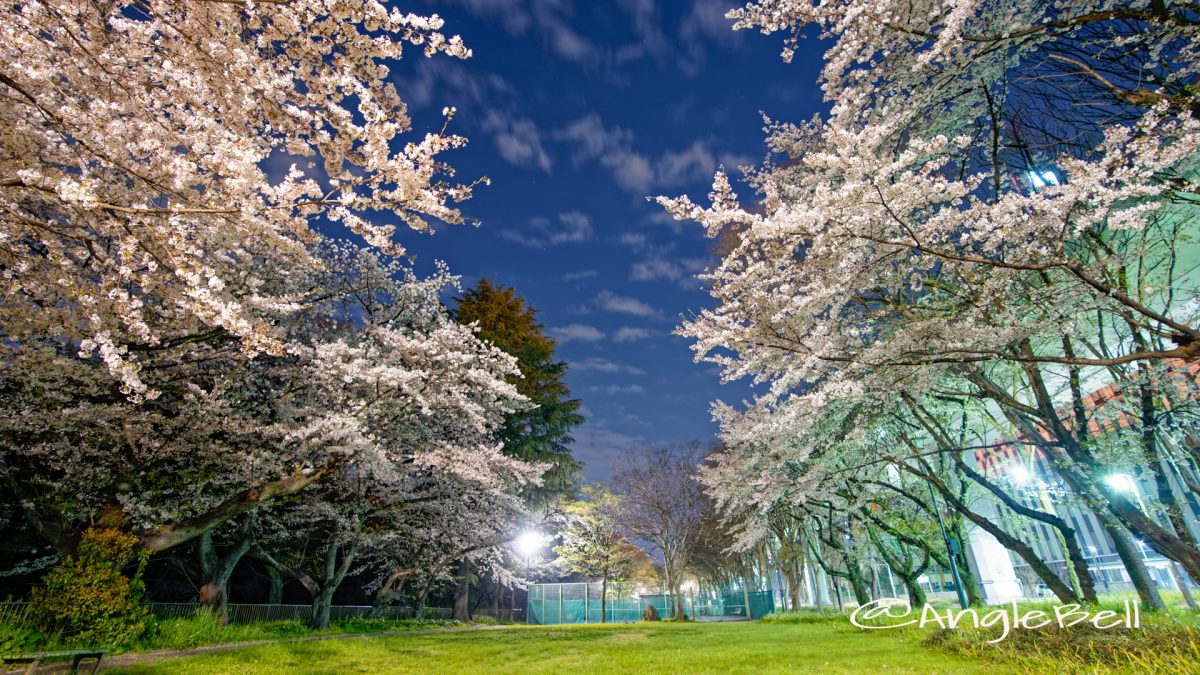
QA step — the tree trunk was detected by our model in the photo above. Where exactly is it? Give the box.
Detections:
[197,524,253,623]
[662,565,674,618]
[601,577,608,623]
[370,570,413,618]
[309,540,360,630]
[949,522,984,606]
[453,559,471,622]
[899,572,926,607]
[490,580,500,617]
[140,458,349,553]
[1104,515,1165,611]
[741,574,752,619]
[789,559,802,610]
[414,574,435,614]
[953,453,1098,604]
[847,568,871,606]
[805,555,823,611]
[311,586,335,630]
[988,363,1200,584]
[1169,563,1198,611]
[267,564,283,605]
[904,462,1079,604]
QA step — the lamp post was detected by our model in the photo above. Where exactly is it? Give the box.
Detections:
[926,483,970,609]
[514,530,543,623]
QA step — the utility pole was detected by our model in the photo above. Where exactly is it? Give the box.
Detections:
[927,483,970,609]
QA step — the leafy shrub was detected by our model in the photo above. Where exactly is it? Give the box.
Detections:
[334,617,395,634]
[0,623,45,654]
[473,615,499,626]
[641,605,660,622]
[30,528,150,647]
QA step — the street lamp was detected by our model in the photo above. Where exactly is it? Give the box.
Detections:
[1104,473,1136,493]
[925,483,970,610]
[1008,463,1031,485]
[1105,473,1151,512]
[516,530,544,559]
[514,531,544,622]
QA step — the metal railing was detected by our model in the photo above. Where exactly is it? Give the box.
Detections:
[0,601,452,626]
[0,602,32,625]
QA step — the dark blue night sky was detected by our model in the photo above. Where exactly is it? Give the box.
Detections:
[390,1,828,483]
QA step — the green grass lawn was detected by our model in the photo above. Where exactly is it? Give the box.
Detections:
[108,621,1013,674]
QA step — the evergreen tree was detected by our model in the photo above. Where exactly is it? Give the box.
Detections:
[453,279,584,505]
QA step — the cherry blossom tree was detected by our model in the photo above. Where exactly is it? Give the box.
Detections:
[3,0,480,399]
[2,242,537,565]
[664,0,1200,594]
[1,2,531,567]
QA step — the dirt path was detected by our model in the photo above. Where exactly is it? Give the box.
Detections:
[12,624,515,673]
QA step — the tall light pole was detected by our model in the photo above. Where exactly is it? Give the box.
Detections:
[927,483,970,609]
[515,530,543,623]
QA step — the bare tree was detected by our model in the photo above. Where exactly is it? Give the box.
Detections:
[610,442,711,619]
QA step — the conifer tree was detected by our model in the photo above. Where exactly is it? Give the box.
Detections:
[454,279,584,505]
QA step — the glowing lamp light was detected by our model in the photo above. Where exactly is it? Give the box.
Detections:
[1008,463,1031,485]
[515,530,544,559]
[1105,473,1137,493]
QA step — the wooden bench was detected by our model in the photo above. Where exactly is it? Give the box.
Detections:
[2,649,112,674]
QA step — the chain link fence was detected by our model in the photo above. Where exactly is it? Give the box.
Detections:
[526,582,775,625]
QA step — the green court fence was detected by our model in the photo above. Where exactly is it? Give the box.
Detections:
[526,582,643,624]
[691,590,775,620]
[526,582,774,625]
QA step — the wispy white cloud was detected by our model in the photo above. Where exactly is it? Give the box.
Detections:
[550,323,606,343]
[613,327,653,343]
[655,140,717,187]
[557,115,719,193]
[595,290,656,317]
[630,256,708,287]
[678,0,744,74]
[646,210,688,235]
[438,0,598,64]
[563,269,599,282]
[630,258,683,282]
[573,357,645,375]
[614,0,670,65]
[396,57,513,110]
[482,111,552,171]
[500,211,594,247]
[719,151,758,172]
[570,420,645,481]
[599,384,645,395]
[618,232,649,251]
